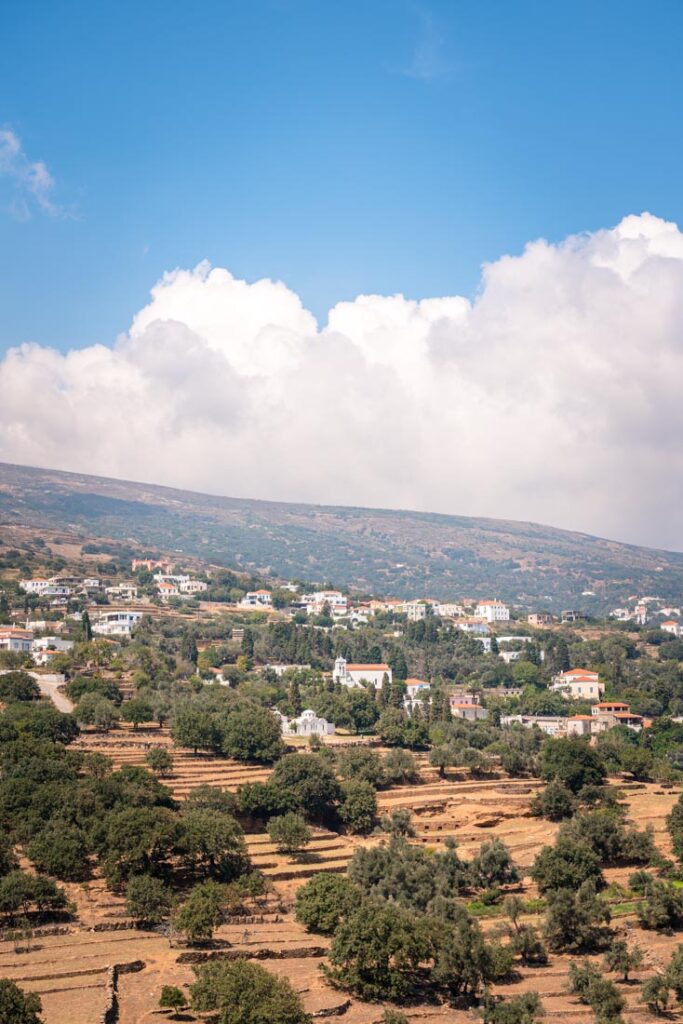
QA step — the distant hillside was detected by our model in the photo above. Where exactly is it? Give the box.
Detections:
[0,461,681,611]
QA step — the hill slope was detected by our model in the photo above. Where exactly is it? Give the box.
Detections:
[0,461,681,610]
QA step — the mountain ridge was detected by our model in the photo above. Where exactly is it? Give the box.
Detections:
[0,461,681,611]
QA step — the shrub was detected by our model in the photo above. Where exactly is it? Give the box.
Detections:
[295,873,360,935]
[0,979,43,1024]
[267,813,311,855]
[529,780,575,821]
[340,780,377,834]
[126,874,171,927]
[190,959,310,1024]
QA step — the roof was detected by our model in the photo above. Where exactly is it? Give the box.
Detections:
[614,712,643,720]
[561,669,599,678]
[405,678,429,686]
[569,715,594,721]
[595,701,629,708]
[346,663,390,671]
[451,702,483,709]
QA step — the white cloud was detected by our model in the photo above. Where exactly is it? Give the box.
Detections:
[1,212,682,550]
[0,128,61,218]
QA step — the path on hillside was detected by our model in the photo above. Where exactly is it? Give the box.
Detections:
[36,675,74,713]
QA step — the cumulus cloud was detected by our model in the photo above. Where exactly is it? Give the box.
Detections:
[1,212,682,549]
[0,128,62,218]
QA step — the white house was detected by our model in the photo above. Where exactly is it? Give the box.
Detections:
[265,663,311,677]
[179,579,208,595]
[402,601,428,621]
[551,669,604,701]
[333,656,392,689]
[434,602,465,618]
[19,578,52,595]
[106,582,139,601]
[450,700,489,722]
[92,611,142,637]
[32,636,74,665]
[501,714,566,736]
[661,620,681,638]
[405,678,430,699]
[157,581,180,600]
[303,590,348,616]
[275,708,335,737]
[475,600,510,623]
[0,627,34,652]
[241,590,272,608]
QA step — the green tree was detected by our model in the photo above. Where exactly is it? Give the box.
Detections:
[295,873,360,935]
[171,704,218,754]
[603,939,643,982]
[664,944,683,1001]
[126,874,171,927]
[269,754,341,824]
[325,897,435,1000]
[75,693,120,731]
[538,737,606,794]
[268,813,311,856]
[340,780,377,834]
[529,780,575,821]
[175,881,225,944]
[637,881,683,931]
[585,977,625,1024]
[0,979,43,1024]
[145,747,173,777]
[27,823,88,881]
[123,697,154,730]
[0,672,40,703]
[568,959,602,1002]
[190,959,311,1024]
[640,975,670,1014]
[337,747,384,787]
[159,985,186,1017]
[471,839,519,890]
[531,836,603,894]
[220,703,285,763]
[181,808,249,881]
[543,883,611,952]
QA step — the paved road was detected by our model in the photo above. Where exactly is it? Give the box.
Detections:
[35,675,74,713]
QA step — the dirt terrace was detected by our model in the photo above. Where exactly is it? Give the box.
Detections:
[9,733,683,1024]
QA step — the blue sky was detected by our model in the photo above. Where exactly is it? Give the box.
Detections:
[2,0,683,355]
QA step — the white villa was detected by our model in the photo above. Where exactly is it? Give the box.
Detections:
[551,668,605,701]
[475,600,510,623]
[0,627,34,652]
[302,590,348,616]
[92,610,142,637]
[333,656,392,689]
[241,590,272,607]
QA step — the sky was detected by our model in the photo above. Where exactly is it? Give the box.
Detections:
[1,0,683,551]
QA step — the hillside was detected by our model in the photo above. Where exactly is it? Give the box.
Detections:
[0,461,681,610]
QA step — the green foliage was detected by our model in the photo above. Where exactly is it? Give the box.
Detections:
[337,747,384,787]
[267,812,312,855]
[542,882,611,952]
[482,992,544,1024]
[382,748,419,784]
[377,708,429,749]
[325,897,435,1000]
[27,823,88,881]
[175,881,225,944]
[603,939,643,981]
[348,835,469,911]
[190,959,311,1024]
[640,974,670,1014]
[145,746,173,776]
[637,881,683,931]
[126,874,171,926]
[100,805,181,885]
[470,839,519,890]
[220,701,285,763]
[269,754,342,824]
[122,697,154,729]
[0,870,69,921]
[529,780,575,821]
[159,985,186,1013]
[340,780,377,834]
[0,672,40,703]
[538,737,606,794]
[295,873,360,935]
[531,836,603,894]
[568,958,602,1002]
[0,979,43,1024]
[75,693,120,730]
[181,808,249,881]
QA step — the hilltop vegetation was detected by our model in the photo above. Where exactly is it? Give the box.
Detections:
[1,461,683,609]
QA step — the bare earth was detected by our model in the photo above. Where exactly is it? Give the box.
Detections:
[4,730,683,1024]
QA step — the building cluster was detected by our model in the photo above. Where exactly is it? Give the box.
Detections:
[609,594,682,630]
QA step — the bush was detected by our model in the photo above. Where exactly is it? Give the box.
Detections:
[267,813,311,855]
[0,979,43,1023]
[145,747,173,776]
[471,839,519,890]
[295,873,360,935]
[126,874,171,927]
[190,959,311,1024]
[640,974,671,1013]
[159,985,186,1014]
[637,881,683,931]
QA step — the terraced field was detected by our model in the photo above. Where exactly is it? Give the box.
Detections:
[10,732,683,1023]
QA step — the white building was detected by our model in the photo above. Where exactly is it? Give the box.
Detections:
[32,636,74,665]
[402,601,428,621]
[276,708,335,737]
[551,669,604,701]
[0,627,33,652]
[450,701,489,722]
[434,602,465,618]
[157,581,180,600]
[475,600,510,623]
[92,610,142,637]
[405,678,431,699]
[241,590,273,608]
[501,714,566,736]
[106,582,139,601]
[661,620,681,638]
[265,663,312,677]
[303,590,348,616]
[19,578,52,595]
[333,656,392,689]
[179,579,208,595]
